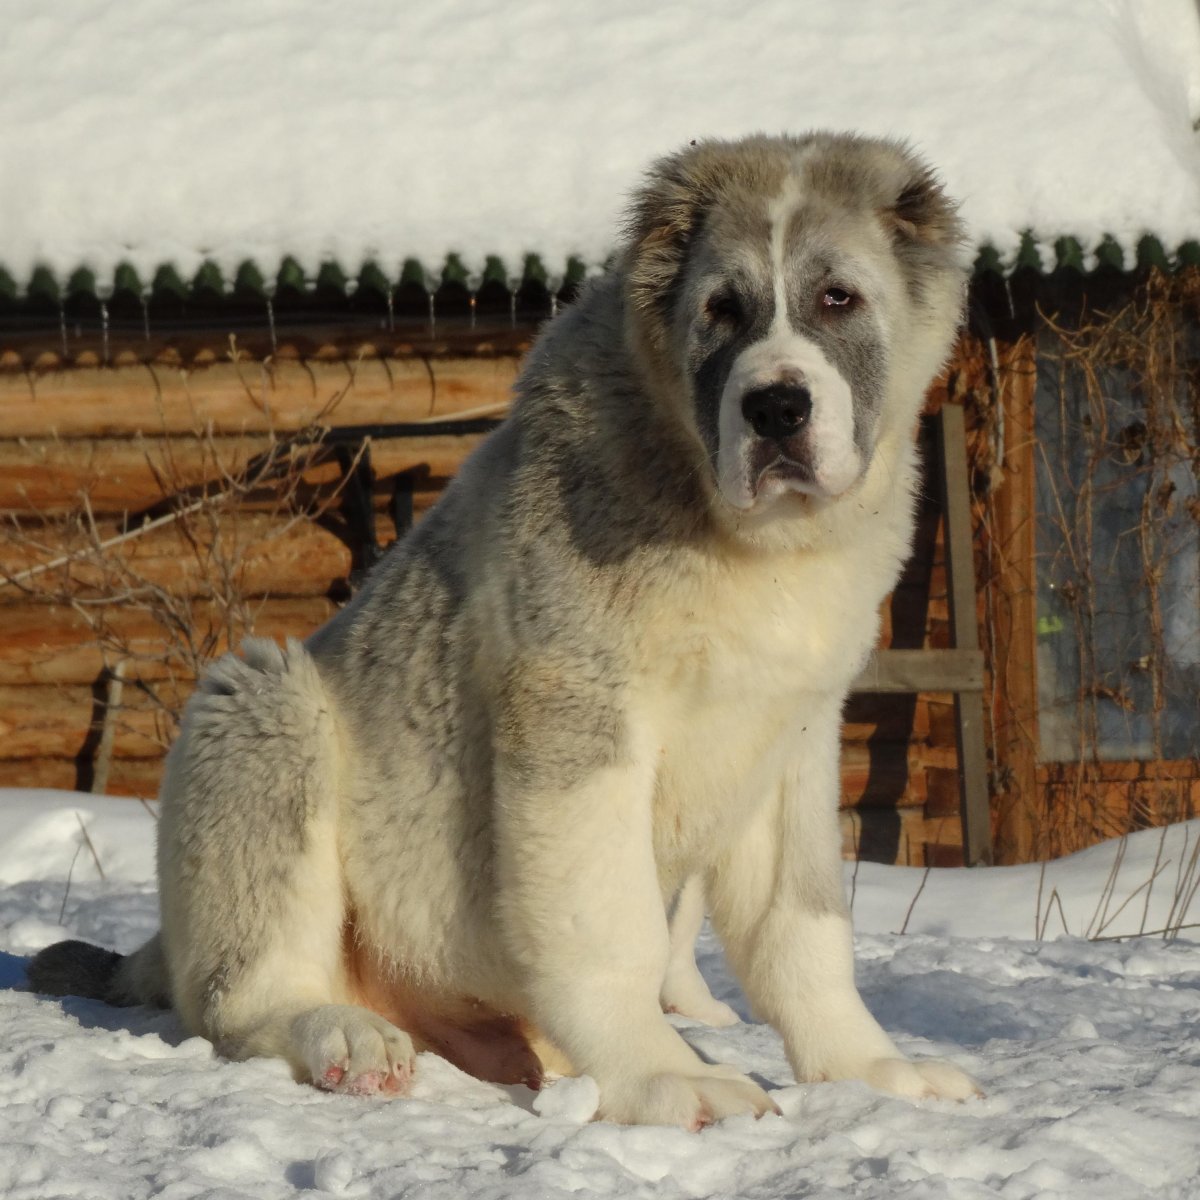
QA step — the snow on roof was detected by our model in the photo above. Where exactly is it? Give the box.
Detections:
[3,0,1200,297]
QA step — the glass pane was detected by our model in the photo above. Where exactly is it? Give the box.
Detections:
[1035,331,1199,763]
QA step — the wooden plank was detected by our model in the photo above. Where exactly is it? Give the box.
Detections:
[840,808,964,867]
[987,338,1041,863]
[852,648,983,694]
[0,320,536,375]
[0,358,519,439]
[0,755,164,798]
[0,597,338,684]
[0,698,926,812]
[842,693,933,743]
[1,514,358,599]
[0,682,189,759]
[0,432,484,513]
[1037,759,1200,783]
[936,403,993,866]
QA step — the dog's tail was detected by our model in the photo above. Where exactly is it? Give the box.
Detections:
[27,932,169,1008]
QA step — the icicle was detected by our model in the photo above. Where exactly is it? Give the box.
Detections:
[100,301,109,366]
[266,296,277,355]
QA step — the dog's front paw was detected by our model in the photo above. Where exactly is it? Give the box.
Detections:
[599,1069,779,1129]
[860,1056,982,1101]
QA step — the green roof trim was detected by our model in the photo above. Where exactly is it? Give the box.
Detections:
[1013,233,1042,272]
[66,266,97,300]
[113,262,144,297]
[481,255,508,288]
[441,253,470,289]
[1054,237,1085,272]
[192,261,225,299]
[1136,236,1170,271]
[152,264,189,301]
[1094,236,1124,271]
[399,257,431,290]
[356,261,392,300]
[276,257,307,295]
[5,237,1198,311]
[28,265,61,304]
[234,260,268,298]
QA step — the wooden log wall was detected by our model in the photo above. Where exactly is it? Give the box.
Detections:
[0,339,971,866]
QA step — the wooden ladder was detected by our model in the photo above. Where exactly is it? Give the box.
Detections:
[851,404,993,866]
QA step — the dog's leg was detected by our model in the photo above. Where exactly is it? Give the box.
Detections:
[660,876,739,1026]
[494,713,775,1129]
[158,639,416,1097]
[707,702,980,1102]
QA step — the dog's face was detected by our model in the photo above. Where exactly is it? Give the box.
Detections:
[624,135,966,517]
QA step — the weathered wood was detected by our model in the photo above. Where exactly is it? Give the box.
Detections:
[0,433,484,513]
[0,755,164,798]
[0,358,519,439]
[852,648,983,694]
[1038,759,1200,783]
[0,320,536,375]
[0,682,189,759]
[840,809,964,868]
[842,692,933,743]
[1035,760,1200,860]
[935,402,993,866]
[0,346,990,867]
[0,597,338,684]
[987,338,1040,863]
[1,517,357,599]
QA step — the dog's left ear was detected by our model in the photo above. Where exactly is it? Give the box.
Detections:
[882,162,964,250]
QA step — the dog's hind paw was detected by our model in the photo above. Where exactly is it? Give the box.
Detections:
[292,1005,416,1098]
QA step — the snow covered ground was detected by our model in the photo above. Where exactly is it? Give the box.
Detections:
[3,788,1199,1199]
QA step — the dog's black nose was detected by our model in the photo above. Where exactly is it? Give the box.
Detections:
[740,384,812,441]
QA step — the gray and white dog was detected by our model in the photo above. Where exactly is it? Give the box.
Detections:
[31,133,979,1128]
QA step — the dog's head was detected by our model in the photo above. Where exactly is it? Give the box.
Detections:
[622,134,966,519]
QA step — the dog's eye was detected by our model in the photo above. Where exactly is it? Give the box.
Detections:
[705,290,743,326]
[822,287,856,310]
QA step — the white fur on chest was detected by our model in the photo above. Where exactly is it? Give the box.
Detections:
[634,531,894,878]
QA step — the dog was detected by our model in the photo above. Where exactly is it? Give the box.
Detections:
[31,133,979,1128]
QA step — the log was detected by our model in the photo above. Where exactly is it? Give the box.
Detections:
[0,755,164,798]
[0,681,189,759]
[840,809,963,867]
[0,696,928,812]
[1,514,359,599]
[0,597,338,684]
[0,432,485,513]
[0,358,519,439]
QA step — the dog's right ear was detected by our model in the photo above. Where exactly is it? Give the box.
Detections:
[623,149,710,326]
